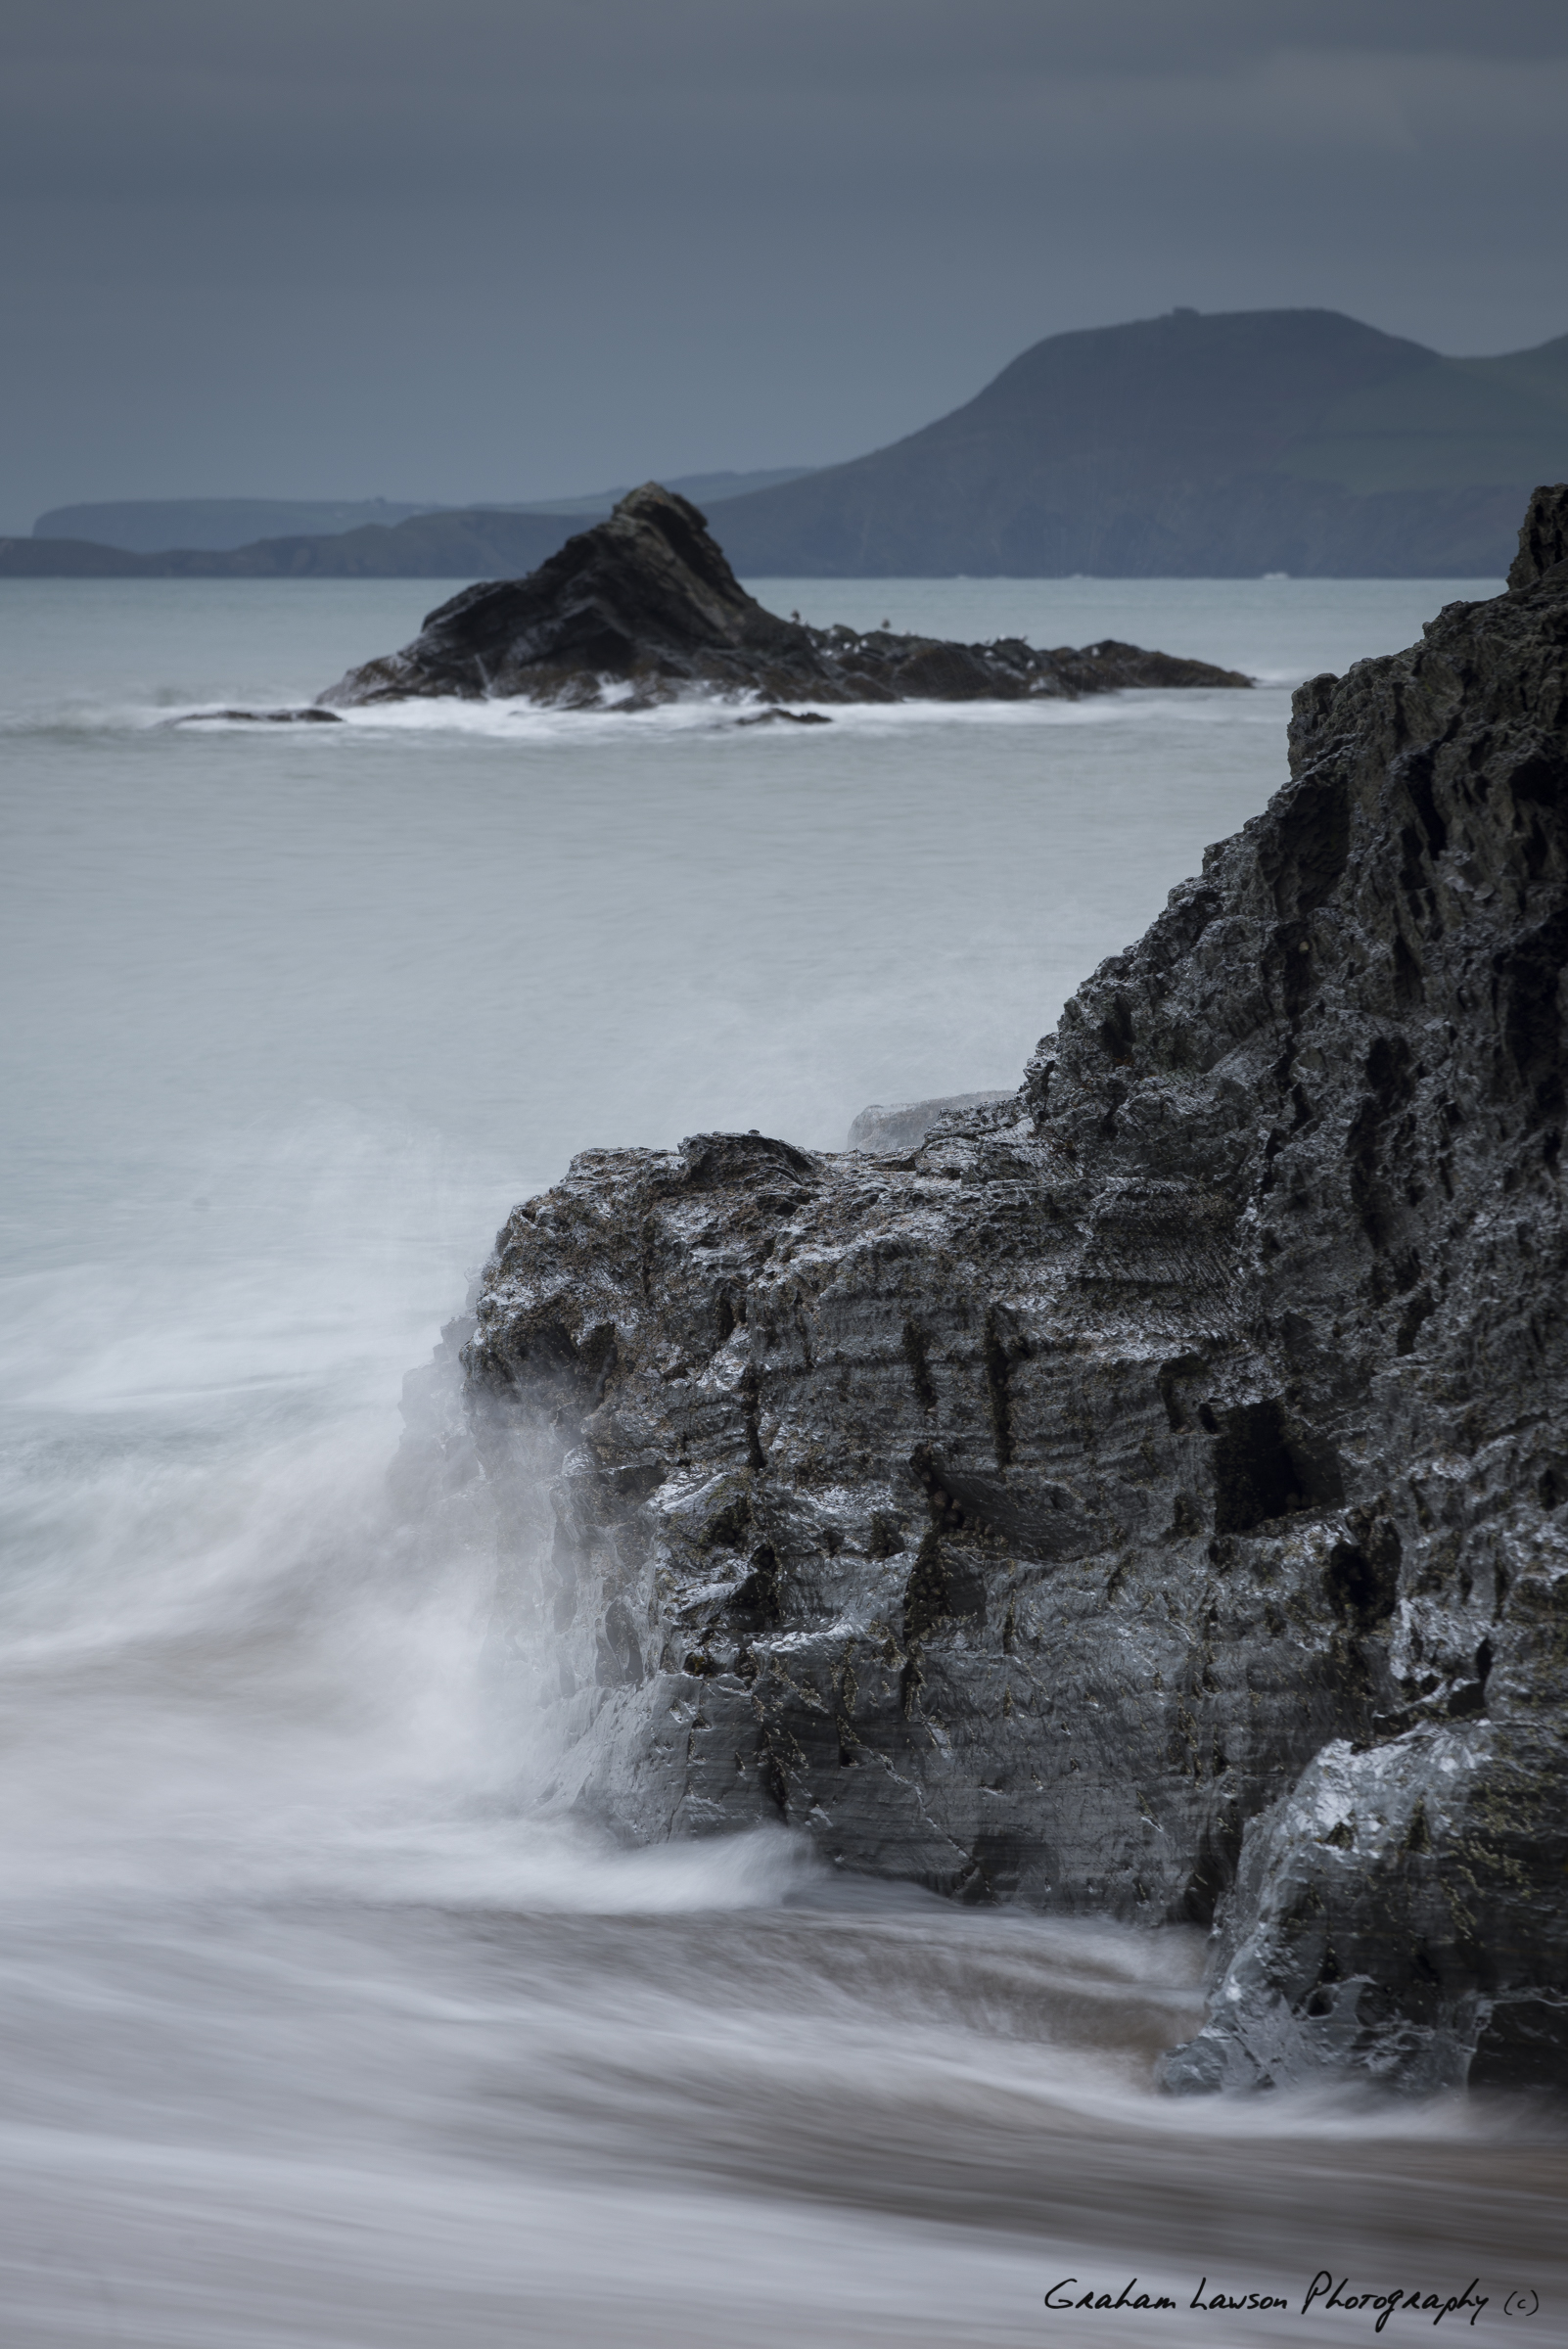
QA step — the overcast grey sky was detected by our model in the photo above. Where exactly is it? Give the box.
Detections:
[4,0,1566,528]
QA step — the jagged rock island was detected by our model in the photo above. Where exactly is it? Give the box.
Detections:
[320,484,1250,710]
[436,485,1568,2096]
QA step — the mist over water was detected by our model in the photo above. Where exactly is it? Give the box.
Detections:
[5,573,1563,2346]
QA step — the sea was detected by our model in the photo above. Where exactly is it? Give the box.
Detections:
[2,572,1563,2346]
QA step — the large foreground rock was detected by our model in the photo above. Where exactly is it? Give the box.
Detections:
[319,484,1249,710]
[449,487,1568,2093]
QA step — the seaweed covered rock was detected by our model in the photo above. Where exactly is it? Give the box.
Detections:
[320,484,1250,710]
[451,485,1568,2092]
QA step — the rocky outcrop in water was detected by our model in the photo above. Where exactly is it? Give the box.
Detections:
[450,487,1568,2094]
[319,484,1250,710]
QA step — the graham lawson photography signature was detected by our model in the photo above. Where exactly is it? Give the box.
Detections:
[1043,2274,1542,2329]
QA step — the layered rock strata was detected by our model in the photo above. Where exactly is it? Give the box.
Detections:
[453,488,1568,2093]
[320,484,1250,710]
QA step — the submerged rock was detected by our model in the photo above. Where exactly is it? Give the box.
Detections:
[450,484,1568,2094]
[172,707,342,725]
[318,484,1251,710]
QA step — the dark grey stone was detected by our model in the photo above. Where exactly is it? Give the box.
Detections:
[318,484,1251,711]
[440,484,1568,2095]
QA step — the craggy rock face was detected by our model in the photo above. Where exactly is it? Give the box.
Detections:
[318,482,1250,710]
[455,487,1568,2093]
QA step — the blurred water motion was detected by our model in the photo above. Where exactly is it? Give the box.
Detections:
[3,573,1560,2347]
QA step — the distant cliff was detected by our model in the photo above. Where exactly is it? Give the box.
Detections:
[711,309,1568,578]
[438,485,1568,2095]
[0,508,578,580]
[23,471,817,559]
[30,497,444,554]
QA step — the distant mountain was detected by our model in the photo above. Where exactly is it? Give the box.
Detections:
[11,311,1566,581]
[0,510,580,580]
[31,498,445,554]
[28,470,817,556]
[710,309,1568,577]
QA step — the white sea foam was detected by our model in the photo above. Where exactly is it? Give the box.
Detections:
[322,680,1289,740]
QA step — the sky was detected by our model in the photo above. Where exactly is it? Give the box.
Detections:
[3,0,1567,530]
